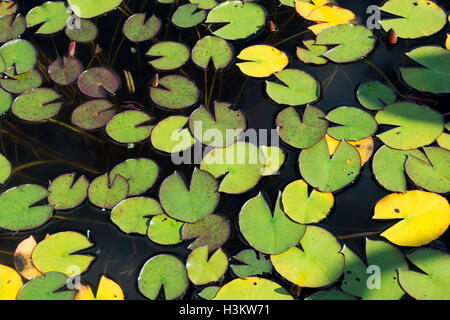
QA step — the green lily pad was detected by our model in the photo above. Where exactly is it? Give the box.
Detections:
[305,290,356,300]
[109,158,159,196]
[12,88,62,122]
[159,169,219,223]
[0,153,11,184]
[191,36,233,70]
[26,1,72,35]
[0,39,37,74]
[372,146,427,193]
[17,272,75,300]
[380,0,446,39]
[172,4,206,29]
[111,197,163,235]
[357,81,397,111]
[437,132,450,150]
[186,246,228,285]
[230,249,272,279]
[214,277,293,300]
[32,231,94,276]
[0,87,12,114]
[71,99,116,130]
[147,214,184,245]
[48,56,83,86]
[299,138,361,192]
[259,145,285,176]
[0,184,53,231]
[182,214,230,252]
[138,254,188,300]
[399,46,450,94]
[206,1,266,40]
[146,41,190,71]
[296,40,327,65]
[106,110,154,144]
[201,142,264,194]
[0,14,26,43]
[198,286,220,300]
[276,105,328,149]
[266,69,320,106]
[65,19,98,42]
[151,115,194,153]
[77,67,120,98]
[341,239,408,300]
[398,248,450,300]
[67,0,122,18]
[282,179,334,224]
[326,106,377,141]
[150,75,199,110]
[405,147,450,194]
[271,226,344,288]
[315,24,375,63]
[279,0,295,7]
[0,68,42,94]
[190,0,217,9]
[48,173,89,210]
[239,192,305,255]
[88,173,129,209]
[123,13,161,42]
[189,101,246,147]
[375,102,443,150]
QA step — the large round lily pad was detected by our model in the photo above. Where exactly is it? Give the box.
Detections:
[48,56,83,86]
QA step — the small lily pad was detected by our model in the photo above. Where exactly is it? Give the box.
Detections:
[48,173,89,210]
[151,115,194,153]
[12,88,62,122]
[65,19,98,42]
[26,1,72,35]
[0,39,37,74]
[150,75,199,110]
[198,286,220,300]
[17,272,75,300]
[191,36,233,70]
[0,14,26,43]
[214,277,293,300]
[146,41,190,71]
[326,106,377,141]
[77,67,120,98]
[123,13,161,42]
[357,81,397,111]
[230,249,272,279]
[172,3,206,29]
[71,99,116,130]
[88,173,129,209]
[48,56,83,86]
[259,145,285,176]
[296,40,327,65]
[182,214,230,252]
[106,110,154,144]
[186,246,228,285]
[147,214,184,245]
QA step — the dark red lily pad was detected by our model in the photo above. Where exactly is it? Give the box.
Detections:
[77,67,120,98]
[48,56,83,86]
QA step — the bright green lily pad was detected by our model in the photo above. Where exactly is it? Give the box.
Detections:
[159,169,219,223]
[151,115,194,153]
[357,81,397,111]
[326,106,377,141]
[71,99,116,130]
[0,87,12,115]
[191,36,233,70]
[67,0,122,18]
[65,19,98,42]
[12,88,62,122]
[26,1,72,35]
[106,110,154,144]
[146,41,190,71]
[110,158,159,196]
[0,39,37,74]
[1,68,43,94]
[186,246,228,285]
[0,14,26,43]
[239,192,305,255]
[172,4,206,29]
[88,173,129,209]
[182,214,230,252]
[48,56,83,86]
[296,40,327,65]
[17,272,75,300]
[214,277,293,300]
[147,214,184,245]
[123,13,161,42]
[231,249,272,279]
[190,0,217,10]
[150,75,199,110]
[0,153,11,184]
[48,173,89,210]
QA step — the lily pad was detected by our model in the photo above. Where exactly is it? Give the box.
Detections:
[14,236,42,280]
[0,39,37,74]
[146,41,190,71]
[230,249,272,279]
[0,88,12,114]
[0,152,11,184]
[0,68,43,94]
[0,14,26,43]
[276,105,328,149]
[172,4,206,29]
[150,75,199,110]
[48,173,89,210]
[190,0,217,9]
[214,277,293,300]
[357,81,397,111]
[296,40,327,65]
[259,145,285,176]
[239,192,305,255]
[138,254,188,300]
[326,106,377,141]
[159,169,219,223]
[106,110,154,144]
[186,246,228,285]
[123,13,161,42]
[375,102,443,150]
[198,286,220,300]
[17,272,75,300]
[12,88,62,122]
[48,56,83,86]
[182,214,230,252]
[77,67,120,98]
[151,115,194,153]
[0,264,23,300]
[237,45,289,78]
[325,134,374,166]
[67,0,122,18]
[71,99,116,130]
[147,214,184,245]
[65,19,98,42]
[0,1,17,17]
[0,184,53,231]
[88,173,129,209]
[75,276,124,300]
[26,1,72,35]
[191,36,233,70]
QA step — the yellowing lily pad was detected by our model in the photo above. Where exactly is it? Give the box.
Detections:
[237,45,288,78]
[75,276,124,300]
[0,264,23,300]
[214,277,293,300]
[14,235,42,280]
[259,145,285,176]
[325,134,374,166]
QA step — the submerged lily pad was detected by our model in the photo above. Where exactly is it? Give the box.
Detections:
[357,81,397,111]
[0,39,37,74]
[88,173,129,209]
[0,14,26,43]
[191,36,233,70]
[186,246,228,285]
[326,106,377,141]
[48,173,89,210]
[65,19,98,42]
[150,75,199,110]
[77,67,120,98]
[123,13,161,42]
[12,88,62,122]
[48,56,83,86]
[67,0,122,18]
[146,41,190,71]
[147,214,184,245]
[17,272,75,300]
[26,1,72,35]
[106,110,154,144]
[71,99,116,130]
[151,115,194,153]
[172,3,206,29]
[182,214,230,252]
[230,249,272,279]
[214,277,293,300]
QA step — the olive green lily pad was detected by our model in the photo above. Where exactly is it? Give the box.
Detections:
[65,19,98,42]
[123,13,161,42]
[0,153,11,184]
[0,68,42,94]
[0,87,12,114]
[266,69,320,106]
[146,41,190,71]
[214,277,293,300]
[279,0,295,7]
[188,101,246,147]
[206,1,266,40]
[111,197,163,235]
[159,169,219,223]
[186,246,228,285]
[150,75,199,110]
[239,192,305,255]
[190,0,217,10]
[437,132,450,150]
[12,88,62,122]
[341,239,408,300]
[259,145,285,176]
[32,231,94,276]
[0,39,37,74]
[399,46,450,94]
[138,254,188,300]
[147,214,184,245]
[0,2,17,18]
[172,4,206,29]
[26,1,72,35]
[315,24,375,63]
[201,142,264,194]
[17,272,75,300]
[296,40,327,65]
[375,102,443,150]
[88,173,129,209]
[48,56,83,86]
[326,106,377,141]
[0,14,26,43]
[231,249,272,279]
[282,179,334,224]
[271,226,344,288]
[77,67,120,98]
[48,173,89,210]
[110,158,159,196]
[405,147,450,194]
[106,110,154,144]
[151,115,194,153]
[67,0,122,18]
[357,81,397,111]
[0,184,53,231]
[182,214,230,252]
[276,105,328,149]
[305,290,356,300]
[380,0,446,39]
[191,36,233,70]
[398,248,450,300]
[71,99,116,130]
[299,138,361,192]
[198,286,220,300]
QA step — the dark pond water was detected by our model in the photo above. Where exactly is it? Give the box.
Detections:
[0,0,449,299]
